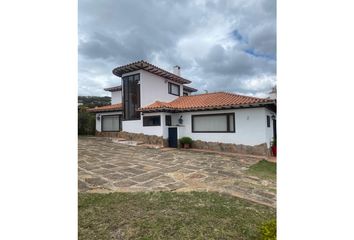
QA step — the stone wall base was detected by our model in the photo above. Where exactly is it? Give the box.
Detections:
[96,131,269,156]
[191,140,269,156]
[96,131,165,146]
[95,131,120,138]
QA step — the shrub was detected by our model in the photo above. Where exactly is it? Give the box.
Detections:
[179,137,193,145]
[78,111,96,135]
[260,218,276,240]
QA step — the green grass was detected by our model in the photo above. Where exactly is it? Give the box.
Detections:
[79,192,276,240]
[247,160,276,180]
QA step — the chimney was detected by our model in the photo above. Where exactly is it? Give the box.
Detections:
[173,65,181,76]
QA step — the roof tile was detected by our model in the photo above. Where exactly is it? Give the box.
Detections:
[88,103,122,113]
[140,92,274,112]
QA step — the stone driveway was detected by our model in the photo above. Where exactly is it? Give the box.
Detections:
[79,137,276,207]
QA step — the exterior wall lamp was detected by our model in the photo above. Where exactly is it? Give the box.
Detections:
[96,114,101,121]
[178,115,183,124]
[271,115,276,120]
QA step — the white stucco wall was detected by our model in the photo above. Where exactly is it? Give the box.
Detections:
[171,108,272,146]
[111,91,122,104]
[95,111,122,132]
[122,112,164,136]
[265,108,276,146]
[120,69,183,135]
[122,70,182,107]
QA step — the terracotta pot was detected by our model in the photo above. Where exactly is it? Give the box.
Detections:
[183,143,190,149]
[271,145,276,156]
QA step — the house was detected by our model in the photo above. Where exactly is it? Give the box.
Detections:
[88,60,276,156]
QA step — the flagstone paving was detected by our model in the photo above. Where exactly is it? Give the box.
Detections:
[78,137,276,207]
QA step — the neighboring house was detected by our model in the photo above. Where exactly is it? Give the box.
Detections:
[88,60,276,156]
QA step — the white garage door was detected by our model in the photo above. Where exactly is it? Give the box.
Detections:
[102,115,119,131]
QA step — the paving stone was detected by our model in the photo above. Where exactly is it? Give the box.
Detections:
[165,182,187,191]
[101,164,117,169]
[85,177,107,186]
[78,137,276,207]
[121,167,146,175]
[114,179,137,187]
[130,172,162,182]
[105,173,126,181]
[78,180,89,191]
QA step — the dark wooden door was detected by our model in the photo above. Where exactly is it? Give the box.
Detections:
[273,119,277,140]
[168,127,178,148]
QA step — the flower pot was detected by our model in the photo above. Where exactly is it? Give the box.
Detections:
[183,143,190,149]
[271,145,276,156]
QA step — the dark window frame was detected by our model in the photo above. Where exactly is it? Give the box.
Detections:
[267,115,271,128]
[122,73,141,121]
[168,82,180,96]
[165,115,172,126]
[143,115,161,127]
[191,113,236,133]
[183,92,189,96]
[101,114,122,132]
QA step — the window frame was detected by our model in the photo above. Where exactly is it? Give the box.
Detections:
[191,113,236,133]
[101,114,121,132]
[143,115,161,127]
[122,73,141,121]
[168,82,180,96]
[267,115,271,128]
[165,115,172,126]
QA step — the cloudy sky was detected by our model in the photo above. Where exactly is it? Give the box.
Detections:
[79,0,276,98]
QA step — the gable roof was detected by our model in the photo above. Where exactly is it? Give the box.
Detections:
[140,92,275,112]
[104,85,122,92]
[183,85,198,92]
[87,103,122,113]
[112,60,191,84]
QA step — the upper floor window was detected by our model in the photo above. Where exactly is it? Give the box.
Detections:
[183,92,189,96]
[168,82,180,96]
[122,74,140,120]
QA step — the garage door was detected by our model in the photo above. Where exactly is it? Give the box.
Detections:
[102,115,120,131]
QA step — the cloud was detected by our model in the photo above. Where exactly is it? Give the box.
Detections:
[78,0,276,97]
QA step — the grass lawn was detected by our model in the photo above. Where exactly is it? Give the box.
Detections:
[79,191,275,240]
[247,160,276,180]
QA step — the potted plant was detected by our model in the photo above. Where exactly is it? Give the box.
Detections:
[179,137,193,149]
[271,138,276,157]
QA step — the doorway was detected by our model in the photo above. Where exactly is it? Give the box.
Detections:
[168,127,178,148]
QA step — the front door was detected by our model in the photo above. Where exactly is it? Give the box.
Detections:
[273,119,277,140]
[168,127,178,148]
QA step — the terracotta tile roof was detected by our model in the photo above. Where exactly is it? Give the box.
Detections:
[88,103,123,113]
[140,92,275,112]
[112,60,191,84]
[104,85,122,92]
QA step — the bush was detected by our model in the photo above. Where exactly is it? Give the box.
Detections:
[179,137,193,145]
[78,111,96,135]
[260,218,276,240]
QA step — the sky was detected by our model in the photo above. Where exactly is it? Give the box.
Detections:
[78,0,276,98]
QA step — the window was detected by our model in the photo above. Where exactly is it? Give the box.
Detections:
[192,113,235,133]
[168,82,180,96]
[183,92,189,96]
[102,115,120,132]
[267,115,271,127]
[165,115,172,126]
[143,115,161,126]
[123,74,140,120]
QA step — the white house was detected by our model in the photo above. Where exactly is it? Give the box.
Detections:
[88,60,276,156]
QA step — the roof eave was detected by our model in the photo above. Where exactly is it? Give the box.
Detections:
[112,60,192,84]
